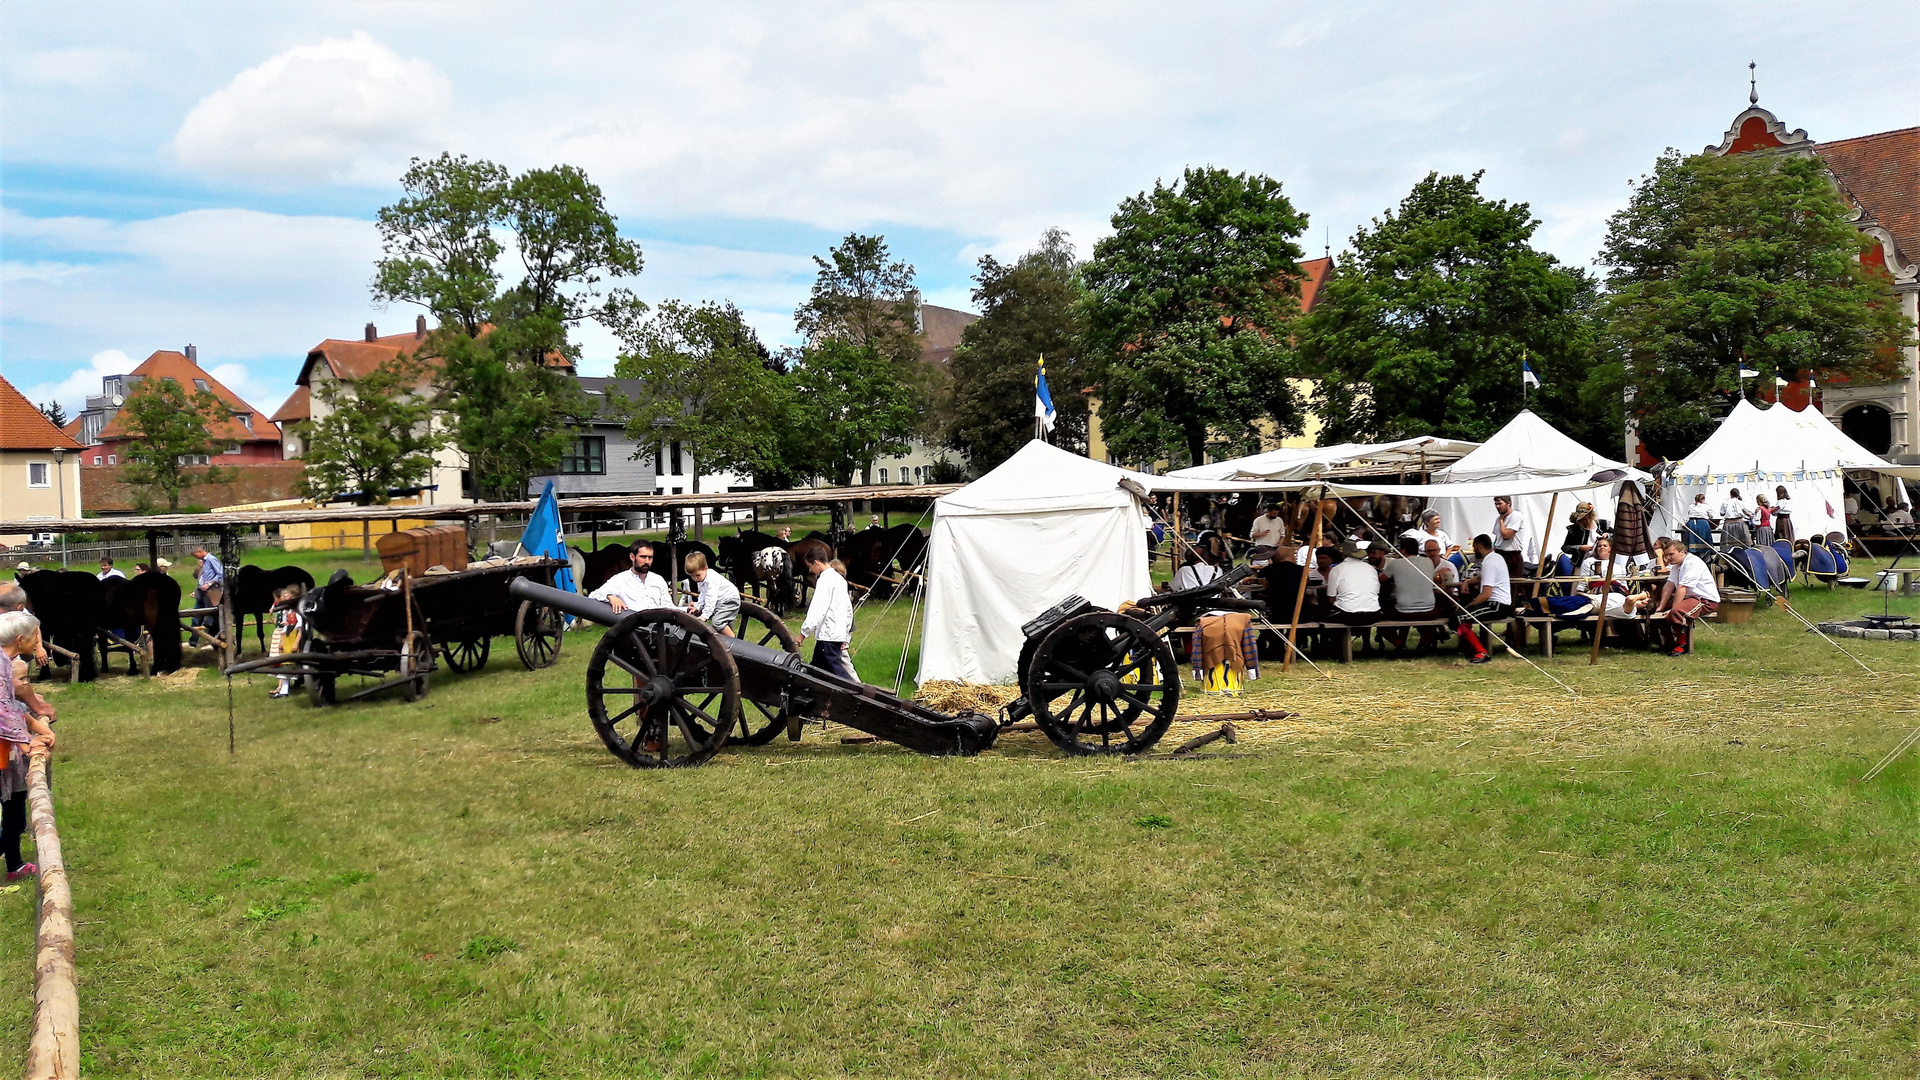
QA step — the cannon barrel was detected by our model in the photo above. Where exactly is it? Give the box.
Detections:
[510,577,620,627]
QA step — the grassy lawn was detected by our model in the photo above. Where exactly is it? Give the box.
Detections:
[3,567,1917,1076]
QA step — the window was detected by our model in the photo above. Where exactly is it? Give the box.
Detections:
[670,442,683,475]
[239,414,253,432]
[560,436,606,475]
[107,454,117,465]
[653,444,664,474]
[223,445,242,454]
[193,379,209,393]
[27,462,49,487]
[177,454,209,466]
[879,468,889,483]
[92,455,102,466]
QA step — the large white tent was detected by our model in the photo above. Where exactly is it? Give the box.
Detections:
[1168,435,1477,482]
[1430,410,1650,561]
[917,441,1293,685]
[1659,400,1920,539]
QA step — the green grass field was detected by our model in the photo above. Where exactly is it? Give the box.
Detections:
[4,560,1918,1077]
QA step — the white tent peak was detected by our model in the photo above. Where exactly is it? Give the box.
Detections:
[935,440,1140,516]
[1438,410,1635,483]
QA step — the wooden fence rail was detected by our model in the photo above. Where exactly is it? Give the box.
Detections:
[24,746,77,1080]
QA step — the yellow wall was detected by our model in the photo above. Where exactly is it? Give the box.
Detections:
[281,517,436,552]
[0,451,84,547]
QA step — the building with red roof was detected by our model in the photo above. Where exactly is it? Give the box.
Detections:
[1702,100,1919,465]
[0,373,85,545]
[67,345,284,466]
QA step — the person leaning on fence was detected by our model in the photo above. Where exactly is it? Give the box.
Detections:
[97,557,125,581]
[267,584,306,699]
[682,552,740,635]
[190,545,225,635]
[0,612,57,882]
[0,584,54,729]
[798,549,857,683]
[1648,537,1719,657]
[1454,534,1512,666]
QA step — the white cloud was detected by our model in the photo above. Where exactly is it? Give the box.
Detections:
[7,46,145,91]
[21,349,137,415]
[171,31,450,184]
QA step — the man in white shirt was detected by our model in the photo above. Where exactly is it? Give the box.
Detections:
[1717,489,1752,548]
[1247,505,1287,553]
[798,550,857,682]
[682,551,741,634]
[588,542,673,614]
[1453,534,1511,665]
[1491,496,1533,578]
[1171,552,1222,593]
[1648,537,1719,656]
[1322,544,1381,627]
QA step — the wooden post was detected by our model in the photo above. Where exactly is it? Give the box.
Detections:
[146,530,159,569]
[1284,500,1325,673]
[361,517,372,561]
[1588,553,1618,666]
[25,747,77,1080]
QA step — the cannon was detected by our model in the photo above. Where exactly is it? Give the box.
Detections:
[510,564,1264,766]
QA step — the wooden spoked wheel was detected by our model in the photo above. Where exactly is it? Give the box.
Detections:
[305,670,336,707]
[515,598,564,669]
[586,609,740,768]
[727,601,801,746]
[442,636,490,674]
[400,629,432,702]
[1025,611,1179,756]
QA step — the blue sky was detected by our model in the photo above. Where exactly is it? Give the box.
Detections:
[4,1,1915,421]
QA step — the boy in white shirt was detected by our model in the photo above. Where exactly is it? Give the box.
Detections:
[798,550,857,682]
[1647,537,1719,656]
[682,552,741,633]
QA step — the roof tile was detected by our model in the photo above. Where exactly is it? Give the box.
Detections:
[0,375,86,451]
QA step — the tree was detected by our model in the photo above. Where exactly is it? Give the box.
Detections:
[373,153,642,499]
[1299,171,1601,448]
[118,378,237,512]
[945,228,1090,470]
[794,233,922,365]
[1081,167,1309,467]
[36,400,68,429]
[612,300,788,506]
[298,355,445,506]
[1600,149,1912,459]
[786,339,920,486]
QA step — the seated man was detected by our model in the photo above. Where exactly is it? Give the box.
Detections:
[1322,543,1381,629]
[1382,535,1442,651]
[1577,536,1647,618]
[1171,549,1222,593]
[1647,537,1719,656]
[1452,534,1511,665]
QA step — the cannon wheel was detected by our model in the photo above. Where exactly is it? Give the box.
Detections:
[442,636,490,674]
[400,630,432,702]
[305,669,336,707]
[587,609,740,768]
[515,598,564,670]
[1025,611,1179,756]
[726,601,801,746]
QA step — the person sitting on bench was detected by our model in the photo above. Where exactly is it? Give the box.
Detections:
[1382,535,1442,652]
[1578,536,1646,618]
[1647,537,1718,656]
[1322,543,1381,631]
[1453,535,1511,665]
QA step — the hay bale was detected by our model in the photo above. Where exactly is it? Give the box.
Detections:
[913,680,1020,714]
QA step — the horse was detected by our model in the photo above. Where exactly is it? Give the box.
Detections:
[882,523,929,580]
[99,571,184,675]
[16,570,103,682]
[839,526,905,594]
[230,565,317,654]
[717,531,797,614]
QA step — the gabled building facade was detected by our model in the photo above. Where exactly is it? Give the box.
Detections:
[66,346,283,464]
[0,374,85,545]
[294,317,469,504]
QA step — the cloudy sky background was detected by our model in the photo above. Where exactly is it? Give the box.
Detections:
[4,1,1915,419]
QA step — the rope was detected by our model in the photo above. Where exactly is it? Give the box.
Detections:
[1693,544,1877,675]
[1858,723,1920,784]
[891,577,926,695]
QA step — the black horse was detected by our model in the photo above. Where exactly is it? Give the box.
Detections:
[99,571,185,675]
[230,564,317,654]
[16,570,103,682]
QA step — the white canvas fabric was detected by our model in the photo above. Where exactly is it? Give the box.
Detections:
[919,441,1153,685]
[1168,436,1477,482]
[1659,400,1920,540]
[1428,411,1648,559]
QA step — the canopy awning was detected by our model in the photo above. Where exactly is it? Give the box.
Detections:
[1167,436,1478,482]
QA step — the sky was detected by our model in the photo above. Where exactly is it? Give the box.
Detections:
[4,1,1916,421]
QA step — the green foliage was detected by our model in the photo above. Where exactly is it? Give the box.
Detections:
[787,339,920,485]
[612,300,788,493]
[298,354,445,505]
[1133,813,1172,829]
[1300,171,1602,448]
[117,377,238,512]
[1082,167,1309,467]
[1600,150,1912,459]
[945,228,1090,471]
[794,233,922,366]
[372,153,642,499]
[36,399,68,428]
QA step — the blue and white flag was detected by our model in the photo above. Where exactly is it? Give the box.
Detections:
[1738,364,1759,379]
[1035,357,1057,434]
[1521,359,1540,390]
[520,478,577,594]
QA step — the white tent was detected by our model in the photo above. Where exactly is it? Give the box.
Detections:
[1168,436,1477,482]
[1659,400,1920,540]
[917,441,1294,685]
[1429,411,1649,563]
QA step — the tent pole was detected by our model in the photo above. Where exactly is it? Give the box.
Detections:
[1284,498,1324,674]
[1532,493,1560,599]
[1588,554,1617,666]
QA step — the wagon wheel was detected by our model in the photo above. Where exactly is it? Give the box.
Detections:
[400,630,432,702]
[1024,611,1179,756]
[586,609,740,768]
[515,598,564,669]
[305,670,337,707]
[442,636,490,674]
[726,601,801,746]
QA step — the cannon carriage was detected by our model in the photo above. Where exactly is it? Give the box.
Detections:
[510,564,1264,766]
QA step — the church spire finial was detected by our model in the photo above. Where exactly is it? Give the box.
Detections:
[1749,61,1758,106]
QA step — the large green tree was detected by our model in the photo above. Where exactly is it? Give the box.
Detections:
[613,300,788,507]
[786,339,920,486]
[1081,166,1309,467]
[945,228,1090,470]
[118,378,238,512]
[1599,149,1911,459]
[372,153,642,499]
[1300,171,1599,448]
[794,233,922,366]
[298,354,445,506]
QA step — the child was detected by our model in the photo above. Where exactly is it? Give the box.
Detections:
[268,584,305,699]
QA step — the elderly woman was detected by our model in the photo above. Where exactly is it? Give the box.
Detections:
[1,611,56,882]
[1401,508,1455,555]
